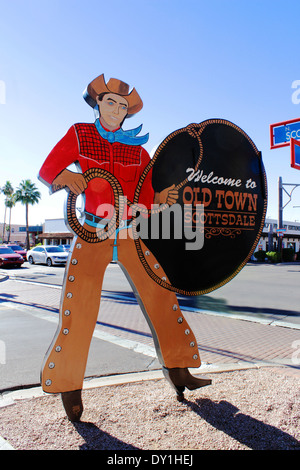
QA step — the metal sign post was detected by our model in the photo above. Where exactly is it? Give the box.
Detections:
[278,177,283,253]
[278,176,300,252]
[270,118,300,253]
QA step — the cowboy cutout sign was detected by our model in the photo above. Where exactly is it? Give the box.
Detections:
[39,74,267,421]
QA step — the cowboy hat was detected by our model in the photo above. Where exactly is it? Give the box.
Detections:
[83,74,143,116]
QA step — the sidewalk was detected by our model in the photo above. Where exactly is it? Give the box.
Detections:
[0,274,299,450]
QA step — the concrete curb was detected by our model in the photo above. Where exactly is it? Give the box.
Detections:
[0,360,286,406]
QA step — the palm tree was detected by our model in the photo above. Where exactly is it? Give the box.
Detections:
[5,194,16,243]
[15,180,41,250]
[1,181,14,241]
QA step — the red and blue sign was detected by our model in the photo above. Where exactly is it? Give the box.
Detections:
[270,118,300,170]
[291,138,300,169]
[270,118,300,149]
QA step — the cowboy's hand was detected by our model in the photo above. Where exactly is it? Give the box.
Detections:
[158,184,179,206]
[52,169,88,195]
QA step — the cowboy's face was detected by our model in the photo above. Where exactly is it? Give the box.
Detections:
[97,93,128,131]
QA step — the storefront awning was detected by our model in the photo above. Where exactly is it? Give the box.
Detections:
[39,233,74,239]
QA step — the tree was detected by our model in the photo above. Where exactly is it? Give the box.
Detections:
[1,181,14,241]
[15,180,41,250]
[5,193,16,243]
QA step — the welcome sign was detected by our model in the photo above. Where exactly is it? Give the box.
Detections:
[139,119,267,295]
[183,168,258,230]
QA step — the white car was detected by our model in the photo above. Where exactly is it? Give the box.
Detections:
[27,246,69,266]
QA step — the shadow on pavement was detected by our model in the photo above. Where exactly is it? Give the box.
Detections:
[73,421,140,450]
[185,398,300,450]
[178,294,300,318]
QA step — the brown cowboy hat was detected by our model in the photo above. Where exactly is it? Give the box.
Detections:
[83,73,143,116]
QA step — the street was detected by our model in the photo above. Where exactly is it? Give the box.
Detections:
[3,260,300,320]
[0,263,66,286]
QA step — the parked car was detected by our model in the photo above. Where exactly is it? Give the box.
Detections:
[27,245,69,266]
[5,243,27,261]
[61,244,71,252]
[0,245,24,268]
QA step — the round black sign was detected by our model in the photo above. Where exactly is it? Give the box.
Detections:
[134,119,267,295]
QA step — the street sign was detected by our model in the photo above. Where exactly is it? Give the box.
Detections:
[270,118,300,149]
[291,137,300,170]
[276,228,286,237]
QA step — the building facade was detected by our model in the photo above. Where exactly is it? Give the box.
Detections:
[0,223,43,246]
[39,218,74,246]
[256,218,300,253]
[2,217,299,254]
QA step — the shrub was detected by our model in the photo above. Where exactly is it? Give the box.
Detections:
[266,251,282,263]
[282,248,295,262]
[253,250,266,262]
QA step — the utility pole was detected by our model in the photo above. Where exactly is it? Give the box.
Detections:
[278,176,300,253]
[278,176,283,253]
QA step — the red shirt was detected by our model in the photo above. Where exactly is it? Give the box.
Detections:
[39,123,154,219]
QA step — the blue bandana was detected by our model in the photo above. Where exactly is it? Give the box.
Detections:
[95,119,149,146]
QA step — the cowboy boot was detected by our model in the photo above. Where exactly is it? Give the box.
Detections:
[163,367,211,401]
[61,389,83,422]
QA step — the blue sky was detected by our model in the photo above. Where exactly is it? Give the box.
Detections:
[1,0,300,226]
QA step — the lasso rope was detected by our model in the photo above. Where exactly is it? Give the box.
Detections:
[64,123,206,243]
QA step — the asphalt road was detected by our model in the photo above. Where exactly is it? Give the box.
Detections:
[3,260,300,318]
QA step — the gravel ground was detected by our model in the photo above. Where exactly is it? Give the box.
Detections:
[0,367,299,451]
